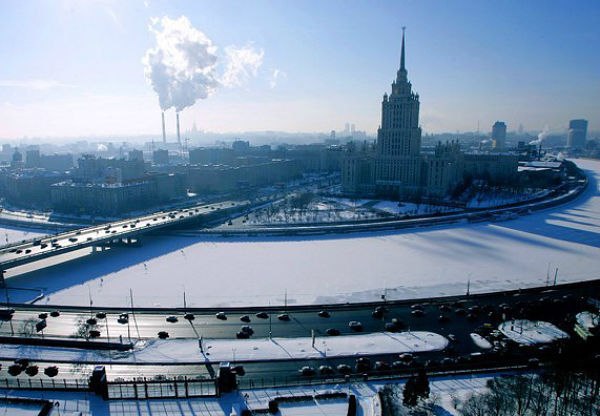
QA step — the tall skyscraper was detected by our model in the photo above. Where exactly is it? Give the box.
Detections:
[492,121,507,150]
[567,119,588,149]
[374,27,422,196]
[341,29,518,199]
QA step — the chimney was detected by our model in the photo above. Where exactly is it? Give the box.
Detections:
[176,112,181,145]
[161,111,166,143]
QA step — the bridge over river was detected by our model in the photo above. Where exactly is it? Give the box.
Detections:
[0,200,249,285]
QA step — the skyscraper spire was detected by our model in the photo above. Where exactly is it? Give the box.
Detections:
[400,26,406,71]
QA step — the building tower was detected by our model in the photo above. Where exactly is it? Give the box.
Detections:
[492,121,507,150]
[375,27,422,197]
[567,119,588,149]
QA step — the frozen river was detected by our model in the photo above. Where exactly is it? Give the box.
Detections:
[2,159,600,308]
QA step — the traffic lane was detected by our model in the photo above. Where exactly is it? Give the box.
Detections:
[0,287,583,343]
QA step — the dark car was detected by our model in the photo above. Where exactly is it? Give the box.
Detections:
[326,328,341,336]
[349,321,363,332]
[299,366,315,376]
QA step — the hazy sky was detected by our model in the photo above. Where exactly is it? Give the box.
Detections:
[1,0,599,139]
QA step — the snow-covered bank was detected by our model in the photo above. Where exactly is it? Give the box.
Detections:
[2,159,600,308]
[0,225,48,246]
[0,332,447,364]
[498,320,569,345]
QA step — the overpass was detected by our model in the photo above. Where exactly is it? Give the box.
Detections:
[0,200,250,285]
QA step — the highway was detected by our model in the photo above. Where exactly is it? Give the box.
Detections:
[0,280,597,389]
[0,199,250,273]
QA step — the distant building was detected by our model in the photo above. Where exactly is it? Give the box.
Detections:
[0,169,66,209]
[129,149,144,162]
[567,119,588,149]
[75,155,145,183]
[189,147,234,165]
[341,30,518,199]
[25,148,41,168]
[492,121,507,150]
[232,140,250,153]
[39,154,74,172]
[153,149,169,165]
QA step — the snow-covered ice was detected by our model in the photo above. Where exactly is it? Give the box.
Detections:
[498,319,569,345]
[0,331,447,364]
[0,224,48,246]
[576,311,599,330]
[2,159,600,308]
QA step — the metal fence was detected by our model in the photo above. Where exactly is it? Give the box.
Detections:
[0,376,88,391]
[107,377,217,400]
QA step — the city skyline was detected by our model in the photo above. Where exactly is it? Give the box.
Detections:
[0,0,599,139]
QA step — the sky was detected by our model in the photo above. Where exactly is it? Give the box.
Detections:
[0,0,599,140]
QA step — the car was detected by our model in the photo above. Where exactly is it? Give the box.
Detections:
[35,320,47,332]
[25,249,31,254]
[117,313,129,324]
[232,365,246,376]
[441,357,455,366]
[38,313,48,319]
[216,312,227,320]
[8,364,23,376]
[299,366,315,376]
[374,361,390,371]
[69,237,78,242]
[399,353,413,363]
[411,309,425,317]
[166,316,178,323]
[24,366,39,376]
[236,331,250,339]
[319,365,334,375]
[438,314,450,323]
[277,313,290,321]
[86,318,97,326]
[89,330,101,338]
[240,315,251,323]
[372,306,386,319]
[184,313,195,321]
[240,325,254,336]
[255,312,269,319]
[49,310,60,318]
[355,357,371,372]
[16,250,22,254]
[95,312,106,319]
[318,310,330,318]
[337,364,352,374]
[40,244,48,249]
[348,321,363,332]
[157,331,169,339]
[326,328,341,336]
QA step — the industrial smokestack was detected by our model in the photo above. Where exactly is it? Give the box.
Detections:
[176,112,181,145]
[161,111,166,143]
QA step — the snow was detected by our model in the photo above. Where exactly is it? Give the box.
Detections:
[0,403,42,416]
[498,319,569,345]
[3,158,600,308]
[0,225,48,246]
[576,311,599,329]
[470,333,492,349]
[0,331,447,364]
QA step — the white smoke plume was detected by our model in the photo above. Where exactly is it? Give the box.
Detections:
[143,16,264,112]
[143,16,219,112]
[220,44,264,88]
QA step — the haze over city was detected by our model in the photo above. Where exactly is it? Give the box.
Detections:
[0,2,600,415]
[1,0,599,140]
